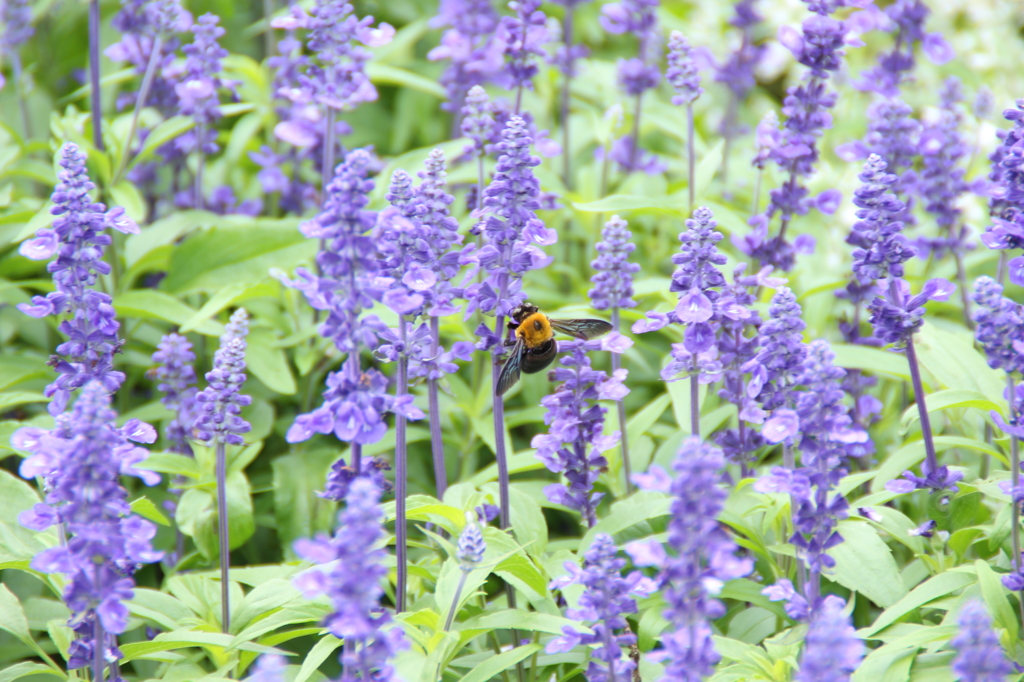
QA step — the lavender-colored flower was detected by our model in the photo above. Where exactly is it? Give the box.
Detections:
[428,0,502,111]
[857,0,953,98]
[715,0,765,99]
[547,534,655,682]
[847,155,914,285]
[531,340,627,526]
[589,215,639,311]
[795,595,863,682]
[461,85,495,160]
[456,516,486,568]
[16,382,162,673]
[275,0,393,114]
[837,100,921,209]
[916,79,972,258]
[744,287,807,416]
[177,14,231,143]
[247,654,287,682]
[293,478,406,680]
[983,99,1024,282]
[1,0,33,56]
[203,185,263,217]
[752,110,782,170]
[151,333,198,453]
[106,0,190,111]
[17,143,139,415]
[972,276,1024,373]
[868,277,955,348]
[602,0,660,89]
[319,455,392,502]
[465,116,557,328]
[738,15,845,269]
[950,601,1012,682]
[193,309,252,447]
[496,0,549,99]
[666,31,702,106]
[627,438,753,680]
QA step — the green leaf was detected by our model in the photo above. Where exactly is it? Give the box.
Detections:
[230,579,301,635]
[114,290,224,336]
[129,497,171,526]
[626,393,671,444]
[828,521,907,608]
[860,570,977,638]
[132,116,195,166]
[507,486,548,556]
[179,283,274,333]
[573,194,685,215]
[294,634,342,682]
[137,452,202,479]
[0,662,62,682]
[110,180,147,225]
[974,560,1018,641]
[160,220,311,294]
[366,63,446,98]
[457,643,541,682]
[272,449,338,558]
[0,583,31,642]
[247,328,297,395]
[831,344,911,379]
[579,492,672,553]
[900,389,1003,429]
[0,469,56,561]
[694,139,725,201]
[914,322,1005,398]
[176,470,254,559]
[0,391,48,411]
[460,610,581,636]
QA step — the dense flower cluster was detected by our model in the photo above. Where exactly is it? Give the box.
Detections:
[456,515,486,568]
[294,478,406,681]
[950,601,1012,682]
[971,276,1024,374]
[465,116,556,333]
[497,0,549,101]
[857,0,953,97]
[666,31,701,106]
[738,7,847,270]
[589,215,639,312]
[532,340,628,526]
[744,287,807,418]
[152,333,198,453]
[16,382,162,673]
[193,309,252,447]
[18,143,139,415]
[847,155,914,284]
[428,0,501,111]
[601,0,660,96]
[548,533,655,682]
[628,438,753,679]
[984,98,1024,284]
[795,595,863,682]
[1,0,33,56]
[177,14,231,145]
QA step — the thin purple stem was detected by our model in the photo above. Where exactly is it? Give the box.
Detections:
[348,358,362,473]
[11,52,31,140]
[428,317,448,500]
[1007,374,1021,577]
[215,441,230,633]
[116,35,165,182]
[93,597,105,682]
[612,309,631,494]
[322,109,336,204]
[88,0,104,150]
[443,570,470,631]
[629,94,642,171]
[194,123,205,210]
[560,7,574,190]
[476,154,485,213]
[686,103,695,214]
[492,315,510,530]
[904,336,938,474]
[396,316,409,612]
[690,367,700,438]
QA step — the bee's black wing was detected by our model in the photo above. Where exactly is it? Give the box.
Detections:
[548,318,614,340]
[496,338,526,396]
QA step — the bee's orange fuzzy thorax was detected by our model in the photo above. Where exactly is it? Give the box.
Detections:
[516,312,553,349]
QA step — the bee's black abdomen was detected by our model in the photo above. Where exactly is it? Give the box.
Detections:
[521,339,557,374]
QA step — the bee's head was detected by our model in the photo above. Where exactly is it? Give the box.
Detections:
[510,302,539,323]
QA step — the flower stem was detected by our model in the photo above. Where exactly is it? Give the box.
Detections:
[89,0,104,151]
[93,607,105,682]
[954,250,972,328]
[612,309,631,494]
[443,570,469,631]
[263,0,275,59]
[690,367,700,438]
[428,318,448,500]
[686,102,695,214]
[396,316,409,612]
[322,109,336,203]
[997,252,1008,287]
[194,123,205,210]
[476,154,485,212]
[115,35,164,183]
[11,52,31,140]
[561,6,574,191]
[904,336,938,474]
[753,169,763,215]
[629,94,642,171]
[215,441,231,633]
[1008,374,1022,570]
[348,358,362,473]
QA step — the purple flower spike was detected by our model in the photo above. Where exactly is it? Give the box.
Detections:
[547,533,655,681]
[627,439,752,680]
[666,31,702,106]
[428,0,502,111]
[17,382,162,673]
[247,654,287,682]
[984,99,1024,261]
[456,516,486,569]
[847,154,914,285]
[743,287,807,415]
[177,14,231,131]
[319,455,392,502]
[496,0,549,102]
[589,215,639,311]
[17,143,136,415]
[465,115,555,325]
[951,601,1013,682]
[1,0,34,53]
[461,86,494,161]
[532,340,626,527]
[193,309,252,446]
[795,595,863,682]
[971,276,1024,373]
[857,0,951,97]
[151,333,198,453]
[293,478,406,679]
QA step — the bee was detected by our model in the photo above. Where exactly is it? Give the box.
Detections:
[496,303,613,396]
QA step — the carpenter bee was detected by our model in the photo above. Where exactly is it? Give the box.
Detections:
[496,303,613,396]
